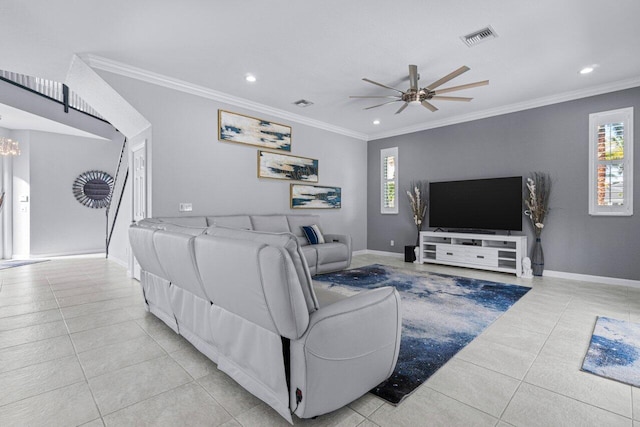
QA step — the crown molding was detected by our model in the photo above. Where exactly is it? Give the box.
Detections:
[368,76,640,140]
[84,54,640,143]
[83,54,368,141]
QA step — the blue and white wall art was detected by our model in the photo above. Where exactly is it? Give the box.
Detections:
[582,316,640,387]
[291,184,341,209]
[219,109,291,151]
[258,150,318,182]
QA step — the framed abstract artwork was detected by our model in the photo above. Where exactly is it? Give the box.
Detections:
[258,150,318,182]
[290,184,341,209]
[218,110,291,151]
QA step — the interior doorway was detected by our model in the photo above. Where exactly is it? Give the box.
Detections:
[130,138,147,280]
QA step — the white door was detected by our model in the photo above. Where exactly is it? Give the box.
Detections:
[131,140,147,280]
[133,143,147,221]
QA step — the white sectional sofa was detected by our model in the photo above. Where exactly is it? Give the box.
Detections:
[129,217,401,422]
[142,214,351,275]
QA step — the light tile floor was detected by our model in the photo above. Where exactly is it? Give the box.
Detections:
[0,254,638,426]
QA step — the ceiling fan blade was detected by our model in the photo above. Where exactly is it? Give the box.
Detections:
[349,95,401,99]
[431,96,473,102]
[425,66,470,90]
[364,100,402,110]
[362,78,404,94]
[421,100,438,112]
[408,65,419,91]
[434,80,489,95]
[395,102,409,114]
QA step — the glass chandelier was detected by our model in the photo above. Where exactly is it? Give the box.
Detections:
[0,137,20,156]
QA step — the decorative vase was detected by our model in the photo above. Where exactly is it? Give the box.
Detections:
[413,246,420,264]
[531,237,544,276]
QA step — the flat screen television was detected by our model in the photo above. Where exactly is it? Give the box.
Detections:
[429,176,523,232]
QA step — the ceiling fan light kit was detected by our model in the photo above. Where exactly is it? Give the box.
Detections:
[350,64,489,114]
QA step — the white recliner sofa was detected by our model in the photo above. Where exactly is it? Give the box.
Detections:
[129,220,401,423]
[139,214,351,275]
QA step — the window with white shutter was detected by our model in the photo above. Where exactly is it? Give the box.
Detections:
[381,147,398,214]
[588,107,634,216]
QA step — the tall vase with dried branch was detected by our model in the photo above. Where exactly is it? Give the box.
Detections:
[406,181,428,248]
[524,172,551,276]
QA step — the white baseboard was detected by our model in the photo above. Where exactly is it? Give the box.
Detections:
[108,255,129,270]
[544,270,640,288]
[354,249,640,288]
[36,250,105,259]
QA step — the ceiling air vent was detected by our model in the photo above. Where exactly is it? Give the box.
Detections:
[293,99,314,108]
[461,26,498,47]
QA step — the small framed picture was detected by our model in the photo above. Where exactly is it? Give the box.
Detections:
[219,110,291,151]
[291,184,341,209]
[258,151,318,182]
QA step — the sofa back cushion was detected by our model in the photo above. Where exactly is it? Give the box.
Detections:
[250,215,290,233]
[157,216,208,227]
[286,215,321,246]
[152,231,209,301]
[206,215,253,230]
[194,234,310,339]
[128,226,166,278]
[206,226,319,313]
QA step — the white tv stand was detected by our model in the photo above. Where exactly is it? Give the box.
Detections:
[418,231,528,277]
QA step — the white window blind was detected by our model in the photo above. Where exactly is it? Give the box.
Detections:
[588,107,634,216]
[381,147,398,214]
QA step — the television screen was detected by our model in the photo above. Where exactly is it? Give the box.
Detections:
[429,176,523,231]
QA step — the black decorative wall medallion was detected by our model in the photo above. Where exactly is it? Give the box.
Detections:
[72,170,114,209]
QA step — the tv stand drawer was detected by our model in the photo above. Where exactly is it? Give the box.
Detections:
[466,252,499,267]
[436,246,498,266]
[436,246,468,263]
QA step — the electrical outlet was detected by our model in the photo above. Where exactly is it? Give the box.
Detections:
[179,203,193,212]
[390,240,395,246]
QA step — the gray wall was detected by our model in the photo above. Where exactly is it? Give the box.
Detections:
[28,131,122,256]
[368,87,640,280]
[99,72,369,250]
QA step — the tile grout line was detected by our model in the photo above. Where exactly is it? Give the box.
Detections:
[495,290,573,421]
[50,272,106,423]
[500,290,634,422]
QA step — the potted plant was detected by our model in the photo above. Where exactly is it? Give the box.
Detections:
[524,172,551,276]
[406,180,428,262]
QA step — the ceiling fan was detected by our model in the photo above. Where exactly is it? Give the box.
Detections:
[350,64,488,114]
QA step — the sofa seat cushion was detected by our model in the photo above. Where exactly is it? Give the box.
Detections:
[251,215,290,233]
[207,215,253,230]
[301,245,318,268]
[315,243,349,265]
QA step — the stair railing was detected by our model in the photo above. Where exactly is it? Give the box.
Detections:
[106,138,129,258]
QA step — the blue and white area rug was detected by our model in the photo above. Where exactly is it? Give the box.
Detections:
[582,316,640,387]
[314,264,530,404]
[0,259,49,270]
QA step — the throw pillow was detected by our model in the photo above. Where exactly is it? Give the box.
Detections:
[301,224,325,245]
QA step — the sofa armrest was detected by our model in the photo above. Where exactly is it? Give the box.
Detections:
[290,286,401,418]
[323,233,352,265]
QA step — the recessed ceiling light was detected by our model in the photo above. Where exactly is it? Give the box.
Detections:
[373,120,380,125]
[245,74,257,82]
[579,66,594,75]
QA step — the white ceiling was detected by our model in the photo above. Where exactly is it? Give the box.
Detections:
[2,0,640,140]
